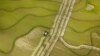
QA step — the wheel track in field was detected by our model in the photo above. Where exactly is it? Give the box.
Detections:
[31,0,76,56]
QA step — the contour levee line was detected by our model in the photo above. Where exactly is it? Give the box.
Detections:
[43,0,75,56]
[60,37,100,51]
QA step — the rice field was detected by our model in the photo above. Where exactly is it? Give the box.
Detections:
[0,0,100,56]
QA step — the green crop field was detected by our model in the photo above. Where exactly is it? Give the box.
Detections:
[0,0,100,56]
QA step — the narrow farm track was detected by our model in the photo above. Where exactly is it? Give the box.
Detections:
[32,0,75,56]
